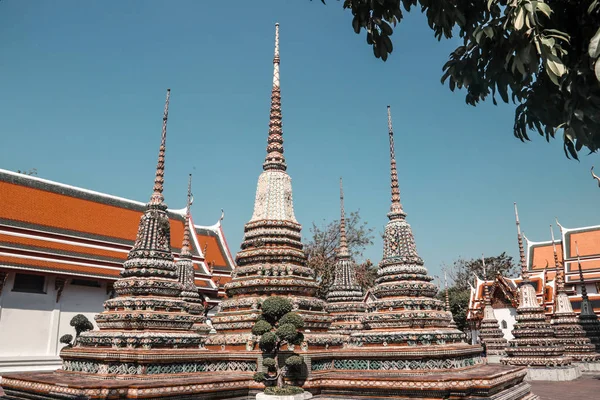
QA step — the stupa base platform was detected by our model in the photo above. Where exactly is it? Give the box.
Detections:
[523,365,581,381]
[575,361,600,373]
[0,370,255,399]
[305,364,535,399]
[256,392,312,400]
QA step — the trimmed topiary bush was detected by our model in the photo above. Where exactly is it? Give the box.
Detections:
[70,314,93,338]
[251,296,305,391]
[59,334,74,347]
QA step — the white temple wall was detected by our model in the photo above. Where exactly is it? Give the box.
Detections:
[0,272,109,375]
[494,307,517,340]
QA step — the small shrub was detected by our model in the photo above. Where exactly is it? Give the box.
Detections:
[279,312,304,329]
[263,357,276,369]
[259,332,277,351]
[276,323,299,343]
[59,334,73,346]
[70,314,93,337]
[264,386,304,395]
[253,372,266,383]
[261,297,293,323]
[252,320,273,336]
[284,355,303,369]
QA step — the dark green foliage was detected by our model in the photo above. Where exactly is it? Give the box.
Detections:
[279,312,304,329]
[292,331,304,346]
[259,332,277,352]
[261,297,293,323]
[252,320,273,336]
[276,323,300,343]
[284,355,304,369]
[448,252,517,292]
[70,314,93,337]
[253,372,266,383]
[262,357,276,369]
[264,386,304,395]
[316,0,600,159]
[436,286,472,331]
[59,334,73,346]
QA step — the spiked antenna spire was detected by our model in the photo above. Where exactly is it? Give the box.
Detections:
[575,241,589,300]
[263,23,287,172]
[387,106,405,220]
[514,202,528,281]
[150,89,170,205]
[550,224,564,292]
[181,174,193,258]
[338,177,350,258]
[482,254,492,305]
[444,269,450,312]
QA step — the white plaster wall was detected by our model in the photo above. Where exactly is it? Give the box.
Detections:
[0,273,54,357]
[494,307,517,341]
[0,272,109,373]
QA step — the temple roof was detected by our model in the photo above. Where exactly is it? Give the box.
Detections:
[0,169,235,301]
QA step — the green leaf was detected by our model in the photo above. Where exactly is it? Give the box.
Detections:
[589,28,600,59]
[589,0,599,14]
[515,8,525,30]
[487,0,495,10]
[536,2,553,18]
[595,60,600,82]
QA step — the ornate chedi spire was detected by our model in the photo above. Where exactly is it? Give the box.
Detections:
[574,240,600,351]
[262,22,286,172]
[502,204,573,375]
[176,175,210,333]
[207,24,337,352]
[354,106,481,368]
[59,89,209,377]
[325,178,366,334]
[477,255,508,358]
[549,227,599,364]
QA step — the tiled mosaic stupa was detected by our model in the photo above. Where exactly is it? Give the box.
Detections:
[325,178,366,334]
[206,23,340,352]
[548,226,599,367]
[573,239,600,351]
[444,270,458,329]
[501,204,578,381]
[477,256,508,361]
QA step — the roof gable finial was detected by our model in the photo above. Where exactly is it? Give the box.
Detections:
[150,89,171,205]
[513,202,528,281]
[338,177,350,258]
[181,174,193,258]
[263,23,287,172]
[386,106,405,220]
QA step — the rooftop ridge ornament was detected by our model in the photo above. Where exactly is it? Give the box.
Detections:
[513,202,528,281]
[150,89,170,206]
[387,106,405,220]
[338,177,350,258]
[181,174,193,258]
[263,22,287,172]
[591,166,600,187]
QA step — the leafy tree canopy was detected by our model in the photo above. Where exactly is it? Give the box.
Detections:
[305,210,375,298]
[315,0,600,159]
[447,252,517,291]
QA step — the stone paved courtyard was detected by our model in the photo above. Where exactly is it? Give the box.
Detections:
[528,374,600,399]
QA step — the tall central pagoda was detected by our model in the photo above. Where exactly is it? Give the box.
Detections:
[207,24,336,351]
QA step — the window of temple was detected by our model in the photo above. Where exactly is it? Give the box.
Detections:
[71,278,101,287]
[501,320,507,329]
[12,273,46,294]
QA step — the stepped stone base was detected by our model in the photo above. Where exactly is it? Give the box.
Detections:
[575,361,600,373]
[257,392,313,400]
[524,366,581,381]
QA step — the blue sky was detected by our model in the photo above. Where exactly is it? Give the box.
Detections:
[1,1,598,282]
